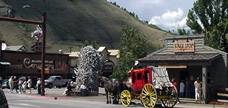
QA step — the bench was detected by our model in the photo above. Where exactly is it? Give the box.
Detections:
[66,90,81,96]
[215,88,228,102]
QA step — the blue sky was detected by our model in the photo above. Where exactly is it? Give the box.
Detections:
[107,0,196,31]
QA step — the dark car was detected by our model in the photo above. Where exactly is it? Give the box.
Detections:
[1,79,9,89]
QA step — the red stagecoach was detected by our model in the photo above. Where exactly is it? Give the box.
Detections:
[120,66,178,108]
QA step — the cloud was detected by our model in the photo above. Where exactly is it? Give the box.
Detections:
[149,8,189,31]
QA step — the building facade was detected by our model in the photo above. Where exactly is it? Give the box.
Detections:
[139,35,227,103]
[2,50,70,79]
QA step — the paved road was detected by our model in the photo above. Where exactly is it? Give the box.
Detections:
[3,88,228,108]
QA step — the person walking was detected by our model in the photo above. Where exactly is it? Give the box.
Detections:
[8,76,14,93]
[185,77,191,98]
[27,76,32,94]
[194,77,201,102]
[22,79,27,94]
[179,80,185,98]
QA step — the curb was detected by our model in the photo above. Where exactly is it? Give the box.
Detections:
[27,95,73,100]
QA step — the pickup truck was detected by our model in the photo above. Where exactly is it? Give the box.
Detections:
[45,76,71,88]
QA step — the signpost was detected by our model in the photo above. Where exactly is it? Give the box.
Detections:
[0,12,46,96]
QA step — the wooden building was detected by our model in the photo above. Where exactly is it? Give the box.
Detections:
[138,35,227,103]
[2,50,70,79]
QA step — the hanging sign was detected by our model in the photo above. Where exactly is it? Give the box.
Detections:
[173,40,195,52]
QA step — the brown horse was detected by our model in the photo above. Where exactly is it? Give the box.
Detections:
[101,76,120,104]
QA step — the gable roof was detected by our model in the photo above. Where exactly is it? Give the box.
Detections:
[5,45,27,51]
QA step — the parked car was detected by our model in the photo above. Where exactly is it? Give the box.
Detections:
[1,79,9,89]
[45,76,71,89]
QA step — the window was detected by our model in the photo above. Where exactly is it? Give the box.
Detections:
[145,71,149,82]
[137,73,142,80]
[132,73,135,83]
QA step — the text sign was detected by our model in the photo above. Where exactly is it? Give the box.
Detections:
[173,41,195,52]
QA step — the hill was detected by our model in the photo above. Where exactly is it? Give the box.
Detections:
[0,0,167,53]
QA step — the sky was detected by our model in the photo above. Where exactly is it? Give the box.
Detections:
[107,0,196,31]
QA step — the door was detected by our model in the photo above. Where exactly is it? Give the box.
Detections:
[132,71,143,92]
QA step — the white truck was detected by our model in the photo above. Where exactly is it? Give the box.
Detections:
[45,76,71,88]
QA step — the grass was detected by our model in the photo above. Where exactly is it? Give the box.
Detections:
[0,0,167,53]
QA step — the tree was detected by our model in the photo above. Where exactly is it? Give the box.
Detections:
[177,28,190,35]
[111,26,149,81]
[186,0,228,52]
[82,40,100,49]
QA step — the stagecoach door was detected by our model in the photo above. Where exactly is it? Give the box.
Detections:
[132,71,143,92]
[131,68,151,92]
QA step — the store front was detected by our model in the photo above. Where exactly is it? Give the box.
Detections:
[138,35,227,103]
[1,50,70,79]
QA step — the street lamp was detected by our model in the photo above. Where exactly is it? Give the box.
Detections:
[23,5,46,96]
[0,5,46,96]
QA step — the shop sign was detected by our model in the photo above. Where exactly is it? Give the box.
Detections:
[173,41,195,52]
[23,58,54,69]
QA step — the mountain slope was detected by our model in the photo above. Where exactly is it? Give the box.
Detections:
[0,0,167,53]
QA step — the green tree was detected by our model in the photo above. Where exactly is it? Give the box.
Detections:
[177,28,190,35]
[82,40,100,49]
[111,26,149,81]
[186,0,228,52]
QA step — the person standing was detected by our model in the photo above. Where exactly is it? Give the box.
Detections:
[36,78,41,94]
[179,80,185,98]
[18,78,23,94]
[171,78,180,103]
[13,76,18,93]
[185,77,191,98]
[27,76,32,94]
[194,77,201,102]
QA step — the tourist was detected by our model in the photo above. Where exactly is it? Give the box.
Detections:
[179,80,185,98]
[194,77,201,102]
[185,77,191,98]
[22,79,27,94]
[18,78,23,94]
[63,82,72,96]
[36,78,41,94]
[27,76,32,94]
[13,76,18,93]
[8,76,14,93]
[80,83,87,96]
[171,78,180,103]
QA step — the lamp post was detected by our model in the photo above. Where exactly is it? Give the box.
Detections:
[0,7,46,96]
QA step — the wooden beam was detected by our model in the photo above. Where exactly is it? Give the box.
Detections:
[217,93,228,97]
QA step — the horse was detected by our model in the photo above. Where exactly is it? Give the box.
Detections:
[100,76,120,104]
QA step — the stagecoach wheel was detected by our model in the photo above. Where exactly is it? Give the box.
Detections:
[161,86,178,108]
[141,84,157,108]
[120,90,131,107]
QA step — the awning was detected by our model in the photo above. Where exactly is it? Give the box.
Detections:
[139,53,221,62]
[0,58,11,65]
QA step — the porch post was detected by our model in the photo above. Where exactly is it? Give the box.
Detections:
[202,65,207,103]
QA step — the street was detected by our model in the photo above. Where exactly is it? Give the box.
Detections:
[2,88,228,108]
